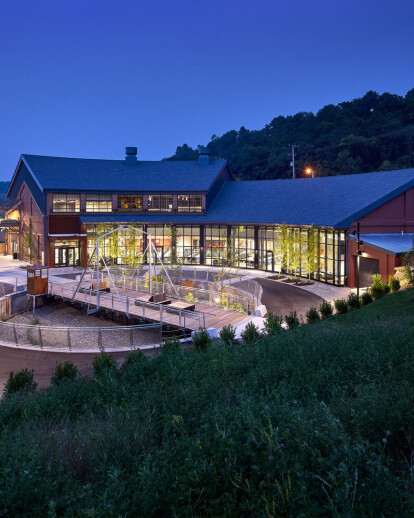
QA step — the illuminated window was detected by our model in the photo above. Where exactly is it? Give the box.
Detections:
[148,195,173,212]
[86,194,112,213]
[117,195,143,212]
[177,195,203,213]
[52,193,80,213]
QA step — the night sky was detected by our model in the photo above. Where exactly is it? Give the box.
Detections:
[0,0,413,180]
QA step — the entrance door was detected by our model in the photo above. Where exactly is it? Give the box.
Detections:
[55,247,76,267]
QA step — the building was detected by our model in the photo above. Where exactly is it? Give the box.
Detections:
[3,146,414,287]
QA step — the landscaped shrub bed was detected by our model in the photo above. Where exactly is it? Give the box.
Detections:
[1,289,414,515]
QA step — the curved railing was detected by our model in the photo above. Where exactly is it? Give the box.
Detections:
[0,320,162,350]
[104,272,254,313]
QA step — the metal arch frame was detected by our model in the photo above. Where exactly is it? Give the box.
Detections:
[71,225,178,317]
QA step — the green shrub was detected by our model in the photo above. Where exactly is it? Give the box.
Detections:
[389,275,400,292]
[319,300,333,319]
[361,291,373,305]
[92,351,117,375]
[347,292,360,310]
[4,369,37,396]
[305,307,320,324]
[401,265,414,284]
[285,311,299,330]
[192,328,211,352]
[334,298,348,314]
[124,348,148,366]
[219,324,237,346]
[240,321,260,343]
[263,313,283,336]
[162,336,181,353]
[51,362,78,386]
[371,274,387,300]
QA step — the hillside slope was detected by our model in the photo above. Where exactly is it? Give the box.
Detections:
[167,89,414,180]
[0,289,414,515]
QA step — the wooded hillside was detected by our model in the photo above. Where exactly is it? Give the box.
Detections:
[166,89,414,179]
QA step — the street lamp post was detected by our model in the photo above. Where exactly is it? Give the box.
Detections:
[305,167,314,178]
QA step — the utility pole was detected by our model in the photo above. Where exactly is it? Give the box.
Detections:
[289,144,299,179]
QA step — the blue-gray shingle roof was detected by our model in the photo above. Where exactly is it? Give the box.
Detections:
[20,154,227,193]
[79,168,414,228]
[207,169,414,227]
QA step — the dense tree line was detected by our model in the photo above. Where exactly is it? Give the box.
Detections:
[166,89,414,179]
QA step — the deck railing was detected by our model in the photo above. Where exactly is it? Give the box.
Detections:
[0,320,162,350]
[49,281,206,331]
[103,272,253,313]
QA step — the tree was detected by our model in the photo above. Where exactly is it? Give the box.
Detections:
[302,226,318,280]
[164,225,183,286]
[165,89,414,180]
[278,224,289,274]
[21,220,38,264]
[288,228,301,282]
[211,229,241,307]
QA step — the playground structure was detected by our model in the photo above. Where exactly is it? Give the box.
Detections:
[72,225,179,317]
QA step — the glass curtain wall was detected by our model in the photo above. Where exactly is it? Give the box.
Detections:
[84,223,346,285]
[175,226,201,264]
[86,224,144,265]
[257,226,346,285]
[204,225,228,266]
[230,226,255,268]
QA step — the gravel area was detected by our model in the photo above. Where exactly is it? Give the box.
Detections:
[5,304,161,350]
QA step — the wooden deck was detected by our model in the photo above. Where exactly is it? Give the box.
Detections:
[49,281,246,331]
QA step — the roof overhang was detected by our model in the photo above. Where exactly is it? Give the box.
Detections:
[348,233,414,256]
[0,219,20,229]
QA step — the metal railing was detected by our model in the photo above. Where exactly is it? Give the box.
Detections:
[103,272,254,313]
[0,320,162,350]
[49,281,206,330]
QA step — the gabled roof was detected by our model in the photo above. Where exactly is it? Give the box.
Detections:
[16,154,228,193]
[207,169,414,227]
[79,168,414,228]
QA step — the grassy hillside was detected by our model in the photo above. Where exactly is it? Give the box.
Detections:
[167,89,414,180]
[1,290,414,516]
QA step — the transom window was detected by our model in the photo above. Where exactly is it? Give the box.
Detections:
[86,194,112,213]
[52,193,80,213]
[177,194,203,213]
[117,194,143,212]
[148,195,173,212]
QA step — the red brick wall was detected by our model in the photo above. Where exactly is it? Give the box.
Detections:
[347,240,401,287]
[18,183,45,264]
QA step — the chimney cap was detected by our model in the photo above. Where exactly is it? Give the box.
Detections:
[125,146,137,156]
[198,146,210,156]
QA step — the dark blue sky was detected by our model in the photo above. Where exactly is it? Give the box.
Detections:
[0,0,413,181]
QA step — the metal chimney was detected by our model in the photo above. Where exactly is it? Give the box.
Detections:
[125,146,137,164]
[198,147,210,166]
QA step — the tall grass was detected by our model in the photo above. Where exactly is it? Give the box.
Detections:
[1,290,414,515]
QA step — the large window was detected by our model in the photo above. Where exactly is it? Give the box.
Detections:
[204,225,228,266]
[148,195,173,212]
[257,225,346,285]
[177,195,203,213]
[86,224,144,265]
[52,193,80,213]
[231,226,255,268]
[176,226,200,264]
[86,194,112,213]
[117,194,143,212]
